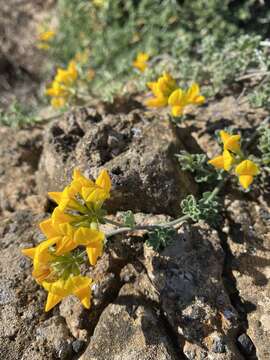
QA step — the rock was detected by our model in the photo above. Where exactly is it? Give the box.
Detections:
[237,333,254,356]
[59,296,89,342]
[0,126,44,216]
[143,222,243,359]
[0,210,74,359]
[226,198,270,360]
[35,316,73,359]
[79,282,181,360]
[37,107,197,215]
[72,339,85,353]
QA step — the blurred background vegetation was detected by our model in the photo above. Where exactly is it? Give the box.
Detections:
[2,0,270,126]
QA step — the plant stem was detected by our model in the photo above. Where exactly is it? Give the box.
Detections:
[204,178,227,204]
[104,214,190,238]
[103,217,125,227]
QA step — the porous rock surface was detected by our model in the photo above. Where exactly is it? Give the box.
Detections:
[0,102,269,359]
[79,283,180,360]
[36,108,197,215]
[225,198,270,360]
[0,126,44,216]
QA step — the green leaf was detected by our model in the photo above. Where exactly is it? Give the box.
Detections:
[146,227,176,252]
[122,210,135,228]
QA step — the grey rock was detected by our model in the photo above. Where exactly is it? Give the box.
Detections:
[0,126,44,217]
[212,335,226,353]
[226,199,270,360]
[72,339,85,353]
[143,223,243,359]
[79,283,181,360]
[36,316,74,359]
[237,333,254,356]
[37,108,197,215]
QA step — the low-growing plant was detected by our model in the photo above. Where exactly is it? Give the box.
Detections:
[0,101,40,128]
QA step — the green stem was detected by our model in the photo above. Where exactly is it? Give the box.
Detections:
[204,178,226,204]
[104,214,190,238]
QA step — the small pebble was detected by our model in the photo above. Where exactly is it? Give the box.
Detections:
[237,333,254,355]
[72,339,85,353]
[212,336,226,353]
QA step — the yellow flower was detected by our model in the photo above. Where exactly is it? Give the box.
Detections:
[67,61,78,82]
[235,160,259,189]
[54,61,78,86]
[208,149,235,171]
[81,169,111,205]
[185,83,205,106]
[45,81,68,98]
[37,43,50,50]
[48,168,110,212]
[133,52,150,73]
[43,275,93,311]
[168,88,186,117]
[75,227,104,265]
[220,130,241,154]
[51,97,67,108]
[39,220,104,265]
[168,83,205,117]
[22,238,57,284]
[38,30,55,42]
[45,61,78,108]
[50,207,77,226]
[48,169,93,211]
[145,72,177,108]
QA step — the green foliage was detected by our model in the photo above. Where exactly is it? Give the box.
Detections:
[46,0,270,101]
[258,122,270,166]
[181,192,221,226]
[249,83,270,109]
[176,150,220,183]
[146,227,176,252]
[0,101,40,128]
[122,210,135,228]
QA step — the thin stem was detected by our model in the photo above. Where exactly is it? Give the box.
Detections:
[236,71,270,81]
[104,214,190,238]
[204,177,227,204]
[103,217,125,227]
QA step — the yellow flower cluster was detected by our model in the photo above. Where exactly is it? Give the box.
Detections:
[145,72,205,117]
[45,61,78,108]
[133,52,150,73]
[208,131,259,189]
[22,169,111,312]
[37,30,55,50]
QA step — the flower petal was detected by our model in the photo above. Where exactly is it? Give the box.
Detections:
[208,155,224,169]
[223,149,235,171]
[39,218,59,238]
[45,293,63,312]
[220,130,230,144]
[224,135,241,153]
[48,192,62,204]
[86,243,103,266]
[238,175,254,189]
[21,247,36,259]
[235,160,260,176]
[168,89,184,106]
[74,227,104,247]
[95,169,111,194]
